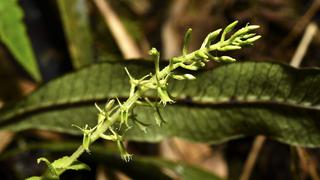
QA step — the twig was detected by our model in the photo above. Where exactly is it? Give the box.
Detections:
[0,131,14,154]
[93,0,142,59]
[162,0,189,59]
[239,135,266,180]
[296,147,320,180]
[290,22,318,179]
[0,79,37,154]
[0,101,14,154]
[279,0,320,48]
[290,22,318,67]
[96,165,108,180]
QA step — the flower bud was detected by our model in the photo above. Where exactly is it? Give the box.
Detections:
[221,56,236,62]
[201,29,222,48]
[183,28,193,55]
[246,35,261,43]
[196,51,209,59]
[221,20,238,41]
[242,33,256,39]
[172,75,185,80]
[183,74,196,80]
[149,47,159,56]
[105,99,115,112]
[218,45,241,51]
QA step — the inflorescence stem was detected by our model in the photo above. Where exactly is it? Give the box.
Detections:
[33,20,261,179]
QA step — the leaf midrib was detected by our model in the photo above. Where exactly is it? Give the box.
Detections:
[0,93,318,127]
[1,61,320,125]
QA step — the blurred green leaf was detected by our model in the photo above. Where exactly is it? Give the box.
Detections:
[137,157,223,180]
[0,141,222,180]
[57,0,94,68]
[0,0,41,81]
[0,61,320,147]
[26,176,42,180]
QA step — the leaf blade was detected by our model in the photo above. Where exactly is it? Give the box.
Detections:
[0,0,41,81]
[57,0,94,68]
[1,141,222,180]
[1,61,320,147]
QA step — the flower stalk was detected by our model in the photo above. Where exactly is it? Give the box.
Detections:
[29,21,261,179]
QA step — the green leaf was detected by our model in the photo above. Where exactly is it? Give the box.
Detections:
[26,176,43,180]
[1,141,222,180]
[138,157,223,180]
[0,61,320,147]
[57,0,94,68]
[0,0,41,81]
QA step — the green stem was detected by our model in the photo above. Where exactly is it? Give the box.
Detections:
[56,42,224,176]
[39,21,261,178]
[57,58,184,176]
[172,41,225,63]
[58,92,141,175]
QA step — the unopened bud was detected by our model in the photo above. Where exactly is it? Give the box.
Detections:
[149,48,159,56]
[105,99,115,112]
[221,56,236,62]
[183,74,196,80]
[246,35,261,43]
[219,45,241,51]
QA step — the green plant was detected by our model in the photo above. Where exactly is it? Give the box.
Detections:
[26,21,260,179]
[0,0,41,81]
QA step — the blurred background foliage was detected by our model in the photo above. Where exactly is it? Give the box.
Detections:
[1,0,320,179]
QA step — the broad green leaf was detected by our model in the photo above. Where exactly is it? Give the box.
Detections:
[0,141,222,180]
[0,0,41,81]
[0,61,320,147]
[57,0,94,68]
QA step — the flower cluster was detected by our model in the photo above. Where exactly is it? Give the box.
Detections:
[29,21,260,179]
